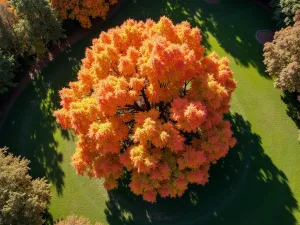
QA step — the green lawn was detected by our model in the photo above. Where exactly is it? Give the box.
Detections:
[1,0,300,224]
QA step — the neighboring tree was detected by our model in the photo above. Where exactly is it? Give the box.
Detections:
[50,0,117,28]
[0,147,51,225]
[264,10,300,92]
[0,52,17,94]
[270,0,300,27]
[55,216,102,225]
[0,1,15,51]
[0,0,24,56]
[9,0,64,56]
[54,17,237,203]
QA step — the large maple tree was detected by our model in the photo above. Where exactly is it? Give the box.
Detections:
[54,17,237,202]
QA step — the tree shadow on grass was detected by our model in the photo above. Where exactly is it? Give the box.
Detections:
[5,73,67,196]
[43,210,54,225]
[104,112,298,225]
[124,0,273,78]
[20,49,83,193]
[281,91,300,130]
[164,0,273,78]
[0,47,84,198]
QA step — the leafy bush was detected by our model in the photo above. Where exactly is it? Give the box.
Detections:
[270,0,300,27]
[0,147,51,225]
[264,10,300,92]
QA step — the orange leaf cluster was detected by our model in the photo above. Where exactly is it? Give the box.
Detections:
[54,17,237,202]
[50,0,117,28]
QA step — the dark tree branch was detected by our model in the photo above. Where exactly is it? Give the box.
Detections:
[183,81,188,96]
[141,89,151,111]
[125,102,144,112]
[103,56,120,76]
[134,101,145,111]
[156,101,173,123]
[110,63,120,76]
[125,119,134,125]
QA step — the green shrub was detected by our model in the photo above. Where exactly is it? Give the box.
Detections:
[270,0,300,27]
[0,147,51,225]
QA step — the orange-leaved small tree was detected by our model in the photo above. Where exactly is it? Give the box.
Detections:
[54,17,237,203]
[50,0,117,28]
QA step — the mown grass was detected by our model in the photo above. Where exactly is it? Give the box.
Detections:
[1,0,299,224]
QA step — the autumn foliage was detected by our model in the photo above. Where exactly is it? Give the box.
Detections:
[264,10,300,93]
[51,0,117,28]
[0,147,51,225]
[54,17,237,202]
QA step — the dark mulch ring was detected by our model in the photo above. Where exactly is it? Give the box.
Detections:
[205,0,220,3]
[256,30,274,44]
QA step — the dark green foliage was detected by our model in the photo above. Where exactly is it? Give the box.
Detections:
[0,0,65,96]
[0,52,17,94]
[9,0,65,56]
[270,0,300,27]
[0,2,22,56]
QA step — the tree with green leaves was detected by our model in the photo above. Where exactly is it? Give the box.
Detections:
[0,147,51,225]
[9,0,64,56]
[0,1,22,55]
[270,0,300,27]
[0,52,17,94]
